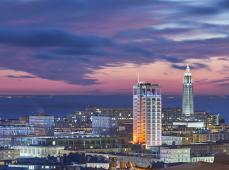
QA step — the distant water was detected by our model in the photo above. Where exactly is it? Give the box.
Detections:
[0,95,227,122]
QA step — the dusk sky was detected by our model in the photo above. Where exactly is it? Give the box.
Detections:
[0,0,228,95]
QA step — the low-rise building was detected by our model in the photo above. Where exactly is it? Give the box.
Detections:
[0,149,20,160]
[179,142,229,155]
[191,155,214,163]
[14,145,64,158]
[173,121,205,128]
[207,114,220,126]
[0,138,12,147]
[51,135,127,151]
[29,115,54,127]
[29,115,54,136]
[12,136,48,146]
[10,134,129,152]
[162,136,189,145]
[0,125,34,137]
[160,147,190,163]
[91,115,118,135]
[208,132,229,142]
[192,133,208,143]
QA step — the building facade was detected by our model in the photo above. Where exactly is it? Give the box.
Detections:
[29,115,54,136]
[162,136,186,145]
[182,65,194,116]
[191,155,214,163]
[179,142,229,155]
[133,82,162,148]
[0,149,20,160]
[29,115,54,127]
[173,121,205,128]
[160,147,191,163]
[0,125,34,137]
[91,115,118,135]
[14,145,64,158]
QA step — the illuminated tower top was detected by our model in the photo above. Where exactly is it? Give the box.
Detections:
[186,64,190,72]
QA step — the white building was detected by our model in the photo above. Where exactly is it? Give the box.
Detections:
[160,147,191,163]
[133,82,162,148]
[14,145,64,158]
[182,65,194,116]
[173,121,205,128]
[86,163,109,169]
[162,136,185,145]
[191,156,214,163]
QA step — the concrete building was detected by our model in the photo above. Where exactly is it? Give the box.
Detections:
[91,115,118,135]
[158,153,229,170]
[160,147,191,163]
[207,114,220,126]
[191,155,214,163]
[162,136,187,145]
[52,135,127,151]
[29,115,54,127]
[192,133,208,143]
[0,149,20,160]
[10,135,128,152]
[0,138,12,147]
[173,121,205,128]
[133,82,162,148]
[0,125,34,137]
[86,163,109,169]
[190,132,229,143]
[14,145,64,158]
[182,65,194,116]
[208,132,229,142]
[12,136,49,146]
[178,142,229,155]
[29,115,54,136]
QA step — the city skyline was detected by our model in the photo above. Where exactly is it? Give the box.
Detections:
[0,1,228,169]
[0,0,228,95]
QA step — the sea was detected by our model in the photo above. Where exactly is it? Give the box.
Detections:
[0,95,227,122]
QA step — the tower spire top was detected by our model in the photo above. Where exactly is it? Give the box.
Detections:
[186,64,190,72]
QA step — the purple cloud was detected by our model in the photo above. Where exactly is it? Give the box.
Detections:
[0,0,227,88]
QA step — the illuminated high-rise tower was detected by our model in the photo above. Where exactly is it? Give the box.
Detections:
[182,65,194,116]
[133,82,162,148]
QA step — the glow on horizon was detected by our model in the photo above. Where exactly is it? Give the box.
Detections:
[87,57,229,95]
[0,56,227,95]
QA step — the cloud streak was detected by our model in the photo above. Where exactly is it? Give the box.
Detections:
[0,0,227,94]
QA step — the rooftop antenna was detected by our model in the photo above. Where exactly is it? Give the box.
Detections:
[137,72,140,83]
